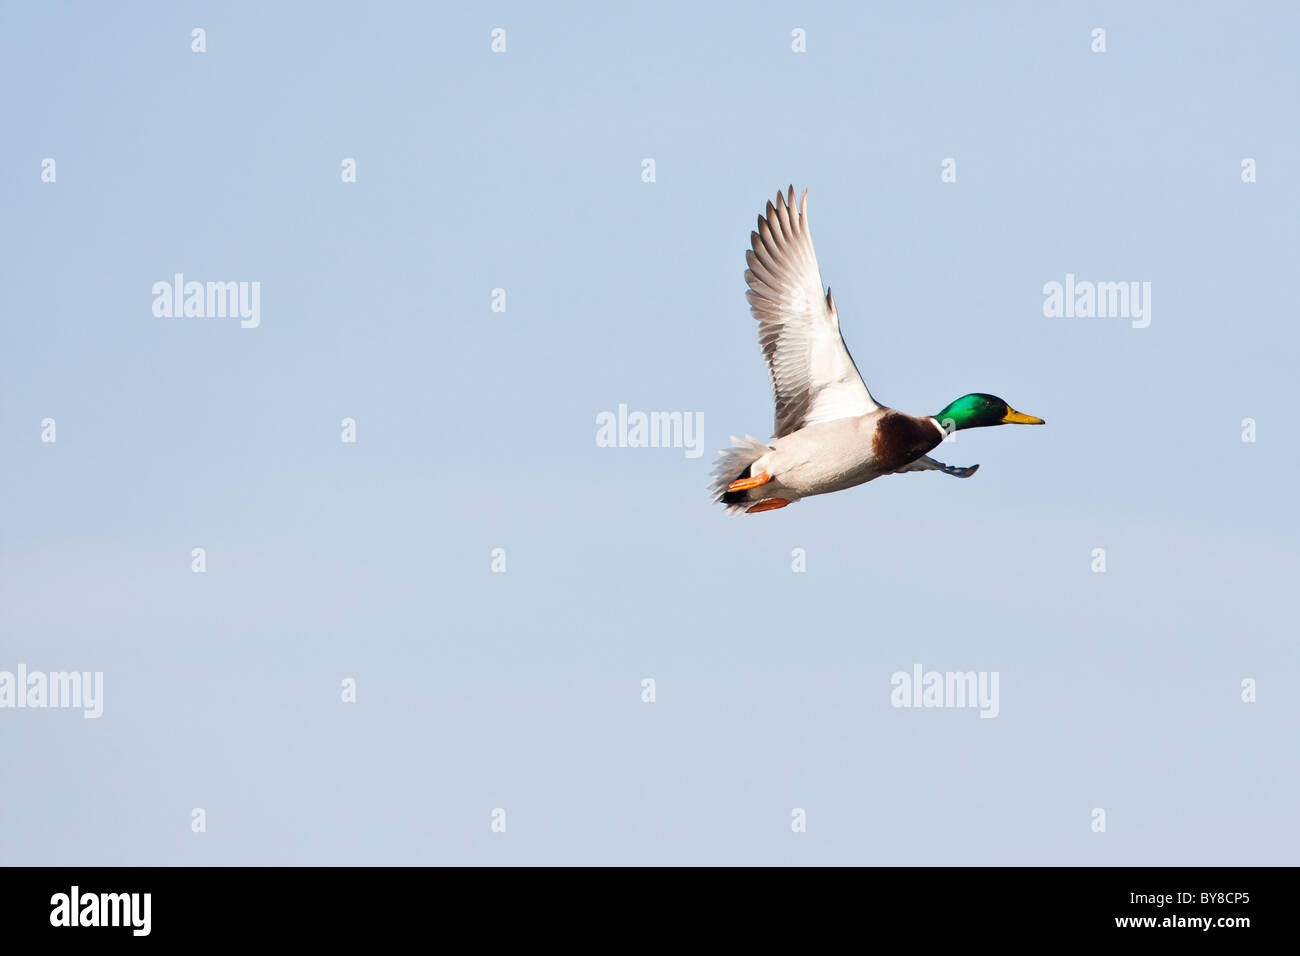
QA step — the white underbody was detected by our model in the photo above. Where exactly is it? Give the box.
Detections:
[746,411,945,502]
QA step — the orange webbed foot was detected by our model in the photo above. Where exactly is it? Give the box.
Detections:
[728,471,772,492]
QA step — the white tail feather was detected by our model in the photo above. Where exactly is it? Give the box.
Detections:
[709,435,773,513]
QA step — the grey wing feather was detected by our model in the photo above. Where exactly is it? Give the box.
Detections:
[744,186,879,439]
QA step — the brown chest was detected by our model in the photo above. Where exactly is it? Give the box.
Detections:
[871,412,942,470]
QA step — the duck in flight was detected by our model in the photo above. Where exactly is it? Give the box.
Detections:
[712,186,1044,514]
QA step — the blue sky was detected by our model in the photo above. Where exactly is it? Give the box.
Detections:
[1,2,1297,864]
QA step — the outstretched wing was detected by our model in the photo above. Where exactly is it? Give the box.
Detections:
[894,455,980,478]
[745,186,879,439]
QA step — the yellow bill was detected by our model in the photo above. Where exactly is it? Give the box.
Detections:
[1002,407,1045,425]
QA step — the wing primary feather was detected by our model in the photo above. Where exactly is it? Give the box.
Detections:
[743,187,879,438]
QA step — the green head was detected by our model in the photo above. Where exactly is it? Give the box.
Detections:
[933,393,1045,433]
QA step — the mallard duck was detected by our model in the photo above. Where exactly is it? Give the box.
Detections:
[712,186,1044,514]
